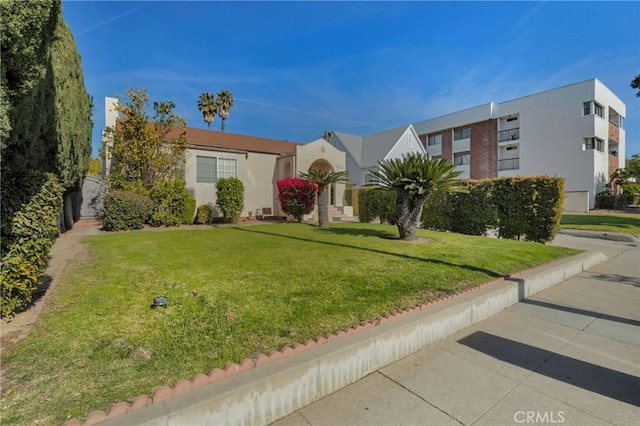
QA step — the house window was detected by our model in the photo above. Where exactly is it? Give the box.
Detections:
[196,156,237,183]
[428,134,442,146]
[196,156,217,183]
[584,137,604,152]
[218,158,237,179]
[583,101,604,118]
[454,128,470,140]
[454,152,470,165]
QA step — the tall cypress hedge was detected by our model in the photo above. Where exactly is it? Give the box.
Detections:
[1,0,93,315]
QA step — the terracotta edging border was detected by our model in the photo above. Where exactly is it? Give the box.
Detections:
[64,251,586,426]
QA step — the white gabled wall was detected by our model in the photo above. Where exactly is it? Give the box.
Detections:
[383,126,426,161]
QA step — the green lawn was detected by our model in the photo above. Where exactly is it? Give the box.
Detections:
[560,212,640,235]
[1,223,579,425]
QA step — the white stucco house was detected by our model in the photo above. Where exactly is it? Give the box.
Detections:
[102,97,350,220]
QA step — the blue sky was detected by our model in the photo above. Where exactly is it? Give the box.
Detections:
[62,1,640,158]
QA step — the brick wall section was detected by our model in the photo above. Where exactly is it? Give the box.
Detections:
[609,122,619,142]
[418,134,427,149]
[442,131,452,162]
[469,119,497,179]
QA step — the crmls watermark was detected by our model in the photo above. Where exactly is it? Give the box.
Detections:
[514,411,565,424]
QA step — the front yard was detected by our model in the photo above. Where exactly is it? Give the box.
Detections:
[1,223,578,425]
[561,211,640,235]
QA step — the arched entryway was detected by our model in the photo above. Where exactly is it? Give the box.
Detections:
[308,159,336,204]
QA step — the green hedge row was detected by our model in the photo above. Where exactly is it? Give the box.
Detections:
[357,187,397,224]
[422,181,496,236]
[1,173,64,316]
[595,192,639,209]
[423,176,564,242]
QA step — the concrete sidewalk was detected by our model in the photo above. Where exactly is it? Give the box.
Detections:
[273,236,639,426]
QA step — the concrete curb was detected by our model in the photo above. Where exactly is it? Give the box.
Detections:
[86,250,607,426]
[557,228,639,243]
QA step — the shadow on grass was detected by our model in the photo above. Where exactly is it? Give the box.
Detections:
[458,331,640,406]
[231,225,503,279]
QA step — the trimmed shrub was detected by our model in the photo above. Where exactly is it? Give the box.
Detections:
[149,179,190,227]
[421,190,452,232]
[358,187,397,224]
[182,195,196,224]
[103,191,153,231]
[194,204,213,224]
[596,191,638,209]
[491,176,564,243]
[1,173,64,316]
[277,177,317,222]
[216,177,244,224]
[422,181,496,235]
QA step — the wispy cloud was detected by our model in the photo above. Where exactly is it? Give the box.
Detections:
[76,5,145,36]
[236,97,386,131]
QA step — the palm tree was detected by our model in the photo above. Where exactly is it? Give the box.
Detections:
[197,92,217,130]
[216,90,234,132]
[368,152,466,241]
[298,170,349,228]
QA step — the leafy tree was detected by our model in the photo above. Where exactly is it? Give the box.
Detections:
[197,92,216,130]
[631,74,640,97]
[216,89,234,132]
[369,153,466,241]
[626,153,640,178]
[103,88,187,192]
[298,170,349,228]
[277,177,318,222]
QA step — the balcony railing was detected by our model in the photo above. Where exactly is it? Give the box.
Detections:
[498,158,519,171]
[498,128,520,142]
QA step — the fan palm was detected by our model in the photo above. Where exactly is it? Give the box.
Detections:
[368,152,466,240]
[216,90,234,132]
[298,170,349,228]
[197,92,216,130]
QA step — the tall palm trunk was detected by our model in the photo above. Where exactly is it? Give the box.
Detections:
[221,118,226,132]
[317,185,329,228]
[395,190,427,240]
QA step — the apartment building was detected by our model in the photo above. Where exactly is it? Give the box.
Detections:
[412,78,626,210]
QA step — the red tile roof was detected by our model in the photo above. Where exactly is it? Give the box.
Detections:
[166,127,302,155]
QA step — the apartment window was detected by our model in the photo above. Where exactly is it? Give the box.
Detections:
[584,137,604,152]
[427,134,442,146]
[454,128,470,140]
[583,101,604,118]
[454,152,470,165]
[506,146,518,151]
[196,156,237,183]
[506,116,518,122]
